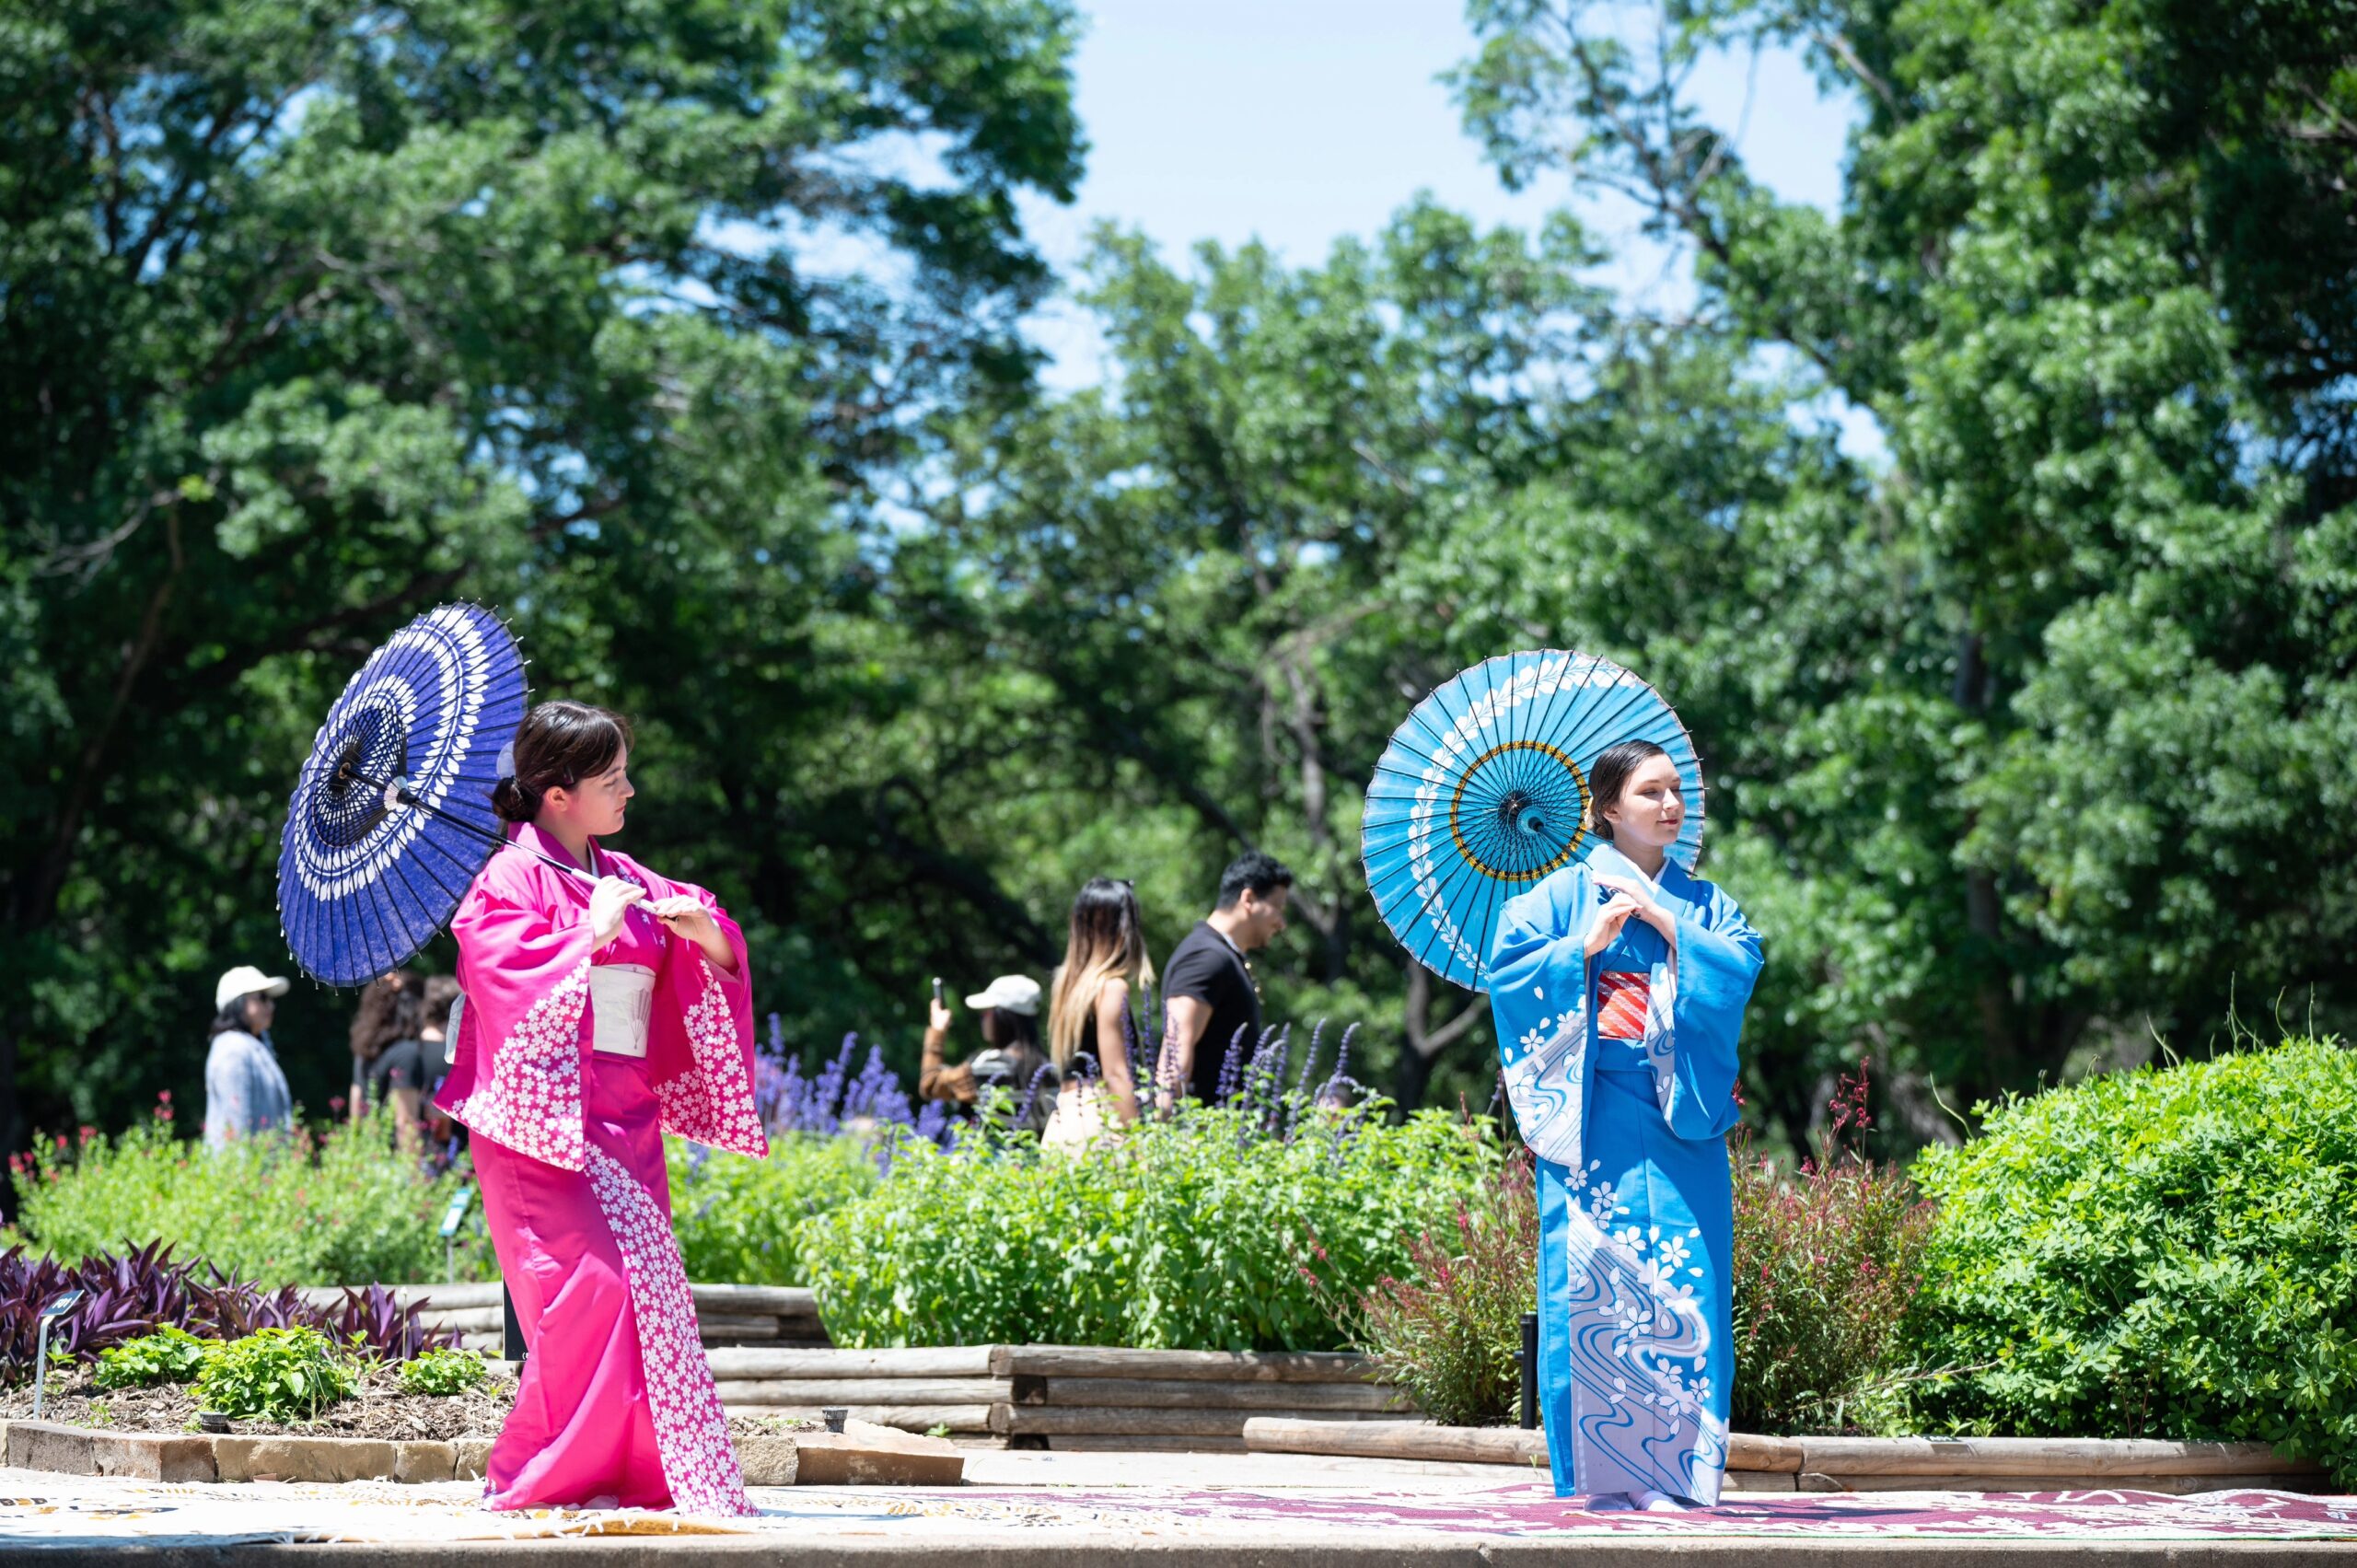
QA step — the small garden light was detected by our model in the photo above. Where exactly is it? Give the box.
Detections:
[30,1289,85,1423]
[439,1184,475,1278]
[1518,1311,1538,1432]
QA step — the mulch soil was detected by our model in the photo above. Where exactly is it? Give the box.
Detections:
[2,1365,818,1445]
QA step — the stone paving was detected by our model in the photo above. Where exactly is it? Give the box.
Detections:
[3,1450,2355,1563]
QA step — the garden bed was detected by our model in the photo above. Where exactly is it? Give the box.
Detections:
[0,1361,819,1448]
[0,1360,517,1442]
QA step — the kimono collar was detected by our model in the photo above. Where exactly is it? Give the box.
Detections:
[510,819,606,877]
[1585,841,1680,899]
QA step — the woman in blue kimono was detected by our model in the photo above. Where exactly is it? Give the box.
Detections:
[1487,739,1762,1512]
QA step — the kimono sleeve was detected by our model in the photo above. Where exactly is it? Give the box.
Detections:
[650,883,768,1158]
[440,883,597,1169]
[1655,882,1763,1143]
[1486,866,1597,1168]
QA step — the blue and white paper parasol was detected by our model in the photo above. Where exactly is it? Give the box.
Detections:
[1361,649,1704,994]
[277,602,578,988]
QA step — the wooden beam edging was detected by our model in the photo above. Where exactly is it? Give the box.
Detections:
[703,1346,998,1378]
[991,1345,1383,1383]
[1243,1420,2322,1481]
[1794,1436,2326,1478]
[315,1282,822,1318]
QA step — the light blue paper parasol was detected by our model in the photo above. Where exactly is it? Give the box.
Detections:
[276,602,584,988]
[1360,649,1704,994]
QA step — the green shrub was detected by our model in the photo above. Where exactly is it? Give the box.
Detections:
[800,1106,1498,1351]
[94,1327,214,1390]
[1731,1068,1936,1434]
[1314,1071,1932,1434]
[195,1328,357,1422]
[1312,1152,1536,1425]
[11,1104,492,1286]
[397,1346,489,1396]
[1905,1034,2357,1483]
[668,1133,879,1285]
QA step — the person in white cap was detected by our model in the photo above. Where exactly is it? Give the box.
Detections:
[204,964,294,1150]
[921,974,1053,1129]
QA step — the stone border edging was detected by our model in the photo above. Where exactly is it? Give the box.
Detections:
[1,1418,966,1489]
[1241,1419,2334,1494]
[3,1420,497,1485]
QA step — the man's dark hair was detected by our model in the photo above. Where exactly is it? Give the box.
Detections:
[1215,850,1294,910]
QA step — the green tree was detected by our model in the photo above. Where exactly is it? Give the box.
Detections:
[1450,0,2357,1129]
[0,0,1082,1148]
[911,201,1847,1117]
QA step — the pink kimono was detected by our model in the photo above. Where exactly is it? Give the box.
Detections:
[435,820,768,1516]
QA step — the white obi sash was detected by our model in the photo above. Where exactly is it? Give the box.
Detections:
[589,964,656,1058]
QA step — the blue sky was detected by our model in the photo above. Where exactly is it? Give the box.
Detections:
[1021,0,1863,396]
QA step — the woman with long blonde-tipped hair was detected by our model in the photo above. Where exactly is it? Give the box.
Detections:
[1044,877,1156,1133]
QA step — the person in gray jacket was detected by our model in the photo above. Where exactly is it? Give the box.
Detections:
[203,964,294,1149]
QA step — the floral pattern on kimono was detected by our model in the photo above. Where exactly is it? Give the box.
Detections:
[436,821,768,1516]
[1488,842,1762,1504]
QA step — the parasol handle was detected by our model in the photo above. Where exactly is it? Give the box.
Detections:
[344,769,602,888]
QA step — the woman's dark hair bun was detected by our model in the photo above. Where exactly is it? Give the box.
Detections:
[490,775,543,824]
[490,701,633,825]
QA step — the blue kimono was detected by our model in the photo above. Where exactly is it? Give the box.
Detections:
[1487,842,1762,1504]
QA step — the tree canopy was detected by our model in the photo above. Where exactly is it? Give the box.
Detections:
[0,0,1083,1144]
[1447,0,2357,1128]
[6,0,2352,1160]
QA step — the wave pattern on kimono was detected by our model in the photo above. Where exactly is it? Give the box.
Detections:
[1488,842,1762,1504]
[436,820,770,1516]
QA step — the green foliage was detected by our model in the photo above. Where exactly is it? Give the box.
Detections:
[668,1134,880,1287]
[93,1327,213,1391]
[1324,1107,1933,1434]
[1905,1036,2357,1483]
[396,1347,488,1398]
[1316,1153,1537,1427]
[801,1107,1498,1350]
[9,0,2354,1184]
[11,1108,488,1285]
[1730,1100,1935,1434]
[1448,0,2357,1140]
[0,0,1084,1145]
[194,1328,357,1423]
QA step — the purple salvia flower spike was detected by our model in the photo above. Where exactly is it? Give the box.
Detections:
[1215,1024,1249,1106]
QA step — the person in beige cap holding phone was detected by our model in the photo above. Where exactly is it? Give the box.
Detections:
[204,963,295,1149]
[921,974,1054,1131]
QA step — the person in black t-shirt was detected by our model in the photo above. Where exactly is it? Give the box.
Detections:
[1160,851,1292,1105]
[366,973,459,1156]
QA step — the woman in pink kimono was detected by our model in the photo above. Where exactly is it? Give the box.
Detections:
[434,700,767,1516]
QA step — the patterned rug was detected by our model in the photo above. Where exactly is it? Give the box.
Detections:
[2,1474,2353,1544]
[935,1484,2357,1540]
